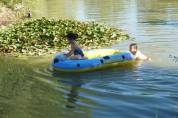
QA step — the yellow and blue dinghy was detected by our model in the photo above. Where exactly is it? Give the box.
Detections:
[52,49,134,72]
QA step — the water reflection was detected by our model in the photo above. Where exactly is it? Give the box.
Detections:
[52,62,138,109]
[53,73,84,109]
[139,20,178,26]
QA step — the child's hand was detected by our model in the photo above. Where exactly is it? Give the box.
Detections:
[147,57,152,61]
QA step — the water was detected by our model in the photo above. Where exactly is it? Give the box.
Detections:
[0,0,178,118]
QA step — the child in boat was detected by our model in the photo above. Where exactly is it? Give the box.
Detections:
[64,32,86,60]
[129,43,151,60]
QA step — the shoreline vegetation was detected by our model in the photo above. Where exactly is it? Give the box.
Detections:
[0,4,31,27]
[0,5,130,57]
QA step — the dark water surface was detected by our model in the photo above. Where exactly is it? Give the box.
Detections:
[0,0,178,118]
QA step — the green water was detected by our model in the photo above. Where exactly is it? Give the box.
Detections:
[0,0,178,118]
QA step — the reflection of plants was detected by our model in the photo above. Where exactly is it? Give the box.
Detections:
[0,18,130,56]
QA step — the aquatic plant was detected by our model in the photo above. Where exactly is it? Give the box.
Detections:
[0,18,130,56]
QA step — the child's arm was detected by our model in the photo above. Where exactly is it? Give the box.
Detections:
[136,51,151,60]
[65,45,74,57]
[65,50,73,57]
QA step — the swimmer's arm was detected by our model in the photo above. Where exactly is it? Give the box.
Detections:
[137,51,151,60]
[147,57,152,61]
[142,56,151,60]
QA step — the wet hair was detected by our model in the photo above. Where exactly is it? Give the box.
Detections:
[129,43,138,50]
[66,32,78,41]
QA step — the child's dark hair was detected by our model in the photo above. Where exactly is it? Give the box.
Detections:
[129,43,138,49]
[66,32,78,41]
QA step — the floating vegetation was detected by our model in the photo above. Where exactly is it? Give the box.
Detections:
[0,18,130,56]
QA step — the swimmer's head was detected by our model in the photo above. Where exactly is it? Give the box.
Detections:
[129,43,138,55]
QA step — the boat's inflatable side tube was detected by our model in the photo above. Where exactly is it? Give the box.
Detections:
[52,52,134,71]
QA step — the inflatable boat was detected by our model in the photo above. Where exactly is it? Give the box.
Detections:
[52,49,135,72]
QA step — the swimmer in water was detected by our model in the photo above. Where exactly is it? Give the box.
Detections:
[129,43,151,60]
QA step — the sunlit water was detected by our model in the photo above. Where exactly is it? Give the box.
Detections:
[0,0,178,118]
